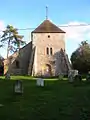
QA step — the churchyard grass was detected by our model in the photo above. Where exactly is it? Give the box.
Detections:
[0,76,89,120]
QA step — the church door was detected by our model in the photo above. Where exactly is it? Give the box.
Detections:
[45,64,52,76]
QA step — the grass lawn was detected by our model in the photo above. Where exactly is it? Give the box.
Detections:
[0,76,90,120]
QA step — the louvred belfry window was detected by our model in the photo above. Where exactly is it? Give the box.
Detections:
[50,48,53,55]
[46,47,49,55]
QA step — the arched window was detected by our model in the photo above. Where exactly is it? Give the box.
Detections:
[46,47,49,55]
[50,48,53,55]
[16,60,20,68]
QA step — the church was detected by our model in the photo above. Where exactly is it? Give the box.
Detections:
[3,19,71,76]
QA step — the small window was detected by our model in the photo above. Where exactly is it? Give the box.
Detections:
[48,35,50,38]
[46,47,49,55]
[16,60,19,68]
[50,48,53,55]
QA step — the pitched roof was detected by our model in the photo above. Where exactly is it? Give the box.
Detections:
[32,20,65,33]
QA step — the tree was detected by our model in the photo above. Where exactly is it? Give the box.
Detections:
[80,40,88,46]
[0,55,4,75]
[0,25,26,58]
[0,55,4,66]
[70,40,90,74]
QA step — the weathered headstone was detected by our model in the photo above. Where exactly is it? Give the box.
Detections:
[14,80,23,94]
[86,71,90,82]
[41,78,44,87]
[5,73,10,80]
[59,74,64,80]
[74,70,78,76]
[36,78,41,86]
[68,70,74,83]
[68,70,79,83]
[36,78,44,87]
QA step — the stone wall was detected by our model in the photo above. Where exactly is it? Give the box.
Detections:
[4,42,32,75]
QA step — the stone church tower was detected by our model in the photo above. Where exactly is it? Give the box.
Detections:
[28,19,71,76]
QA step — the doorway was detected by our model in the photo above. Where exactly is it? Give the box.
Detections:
[45,64,52,76]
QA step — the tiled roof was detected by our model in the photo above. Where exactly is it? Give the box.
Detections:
[32,20,65,33]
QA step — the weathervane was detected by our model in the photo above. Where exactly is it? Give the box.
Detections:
[46,6,48,20]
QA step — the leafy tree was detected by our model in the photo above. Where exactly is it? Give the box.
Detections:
[0,25,26,58]
[70,40,90,73]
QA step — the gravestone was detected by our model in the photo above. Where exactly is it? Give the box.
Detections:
[86,71,90,82]
[14,80,23,94]
[68,70,82,86]
[36,78,41,86]
[68,70,79,83]
[59,74,64,80]
[36,78,44,87]
[68,70,74,83]
[40,78,44,87]
[5,73,10,80]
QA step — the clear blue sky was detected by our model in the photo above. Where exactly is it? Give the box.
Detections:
[0,0,90,59]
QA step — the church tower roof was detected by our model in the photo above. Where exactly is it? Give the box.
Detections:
[32,19,66,33]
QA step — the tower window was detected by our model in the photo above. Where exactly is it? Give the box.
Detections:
[50,48,53,55]
[16,60,20,68]
[46,47,49,55]
[46,47,53,55]
[48,35,50,38]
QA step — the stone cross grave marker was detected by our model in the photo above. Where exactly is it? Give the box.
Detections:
[14,80,23,94]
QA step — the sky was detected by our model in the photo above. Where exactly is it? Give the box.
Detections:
[0,0,90,59]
